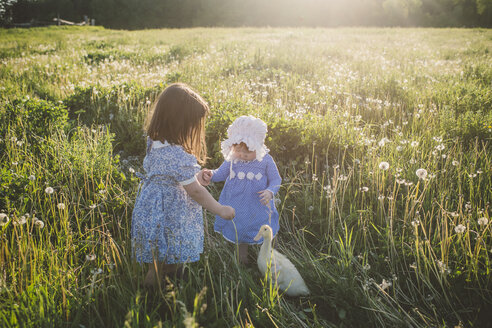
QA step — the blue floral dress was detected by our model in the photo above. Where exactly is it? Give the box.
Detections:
[131,138,203,264]
[212,154,281,244]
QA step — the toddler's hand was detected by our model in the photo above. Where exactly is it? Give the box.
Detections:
[258,190,273,205]
[197,169,212,186]
[202,169,213,184]
[220,206,235,220]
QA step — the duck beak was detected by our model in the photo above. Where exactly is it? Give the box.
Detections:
[253,231,262,241]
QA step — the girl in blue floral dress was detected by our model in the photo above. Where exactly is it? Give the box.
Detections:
[131,83,235,288]
[200,116,281,264]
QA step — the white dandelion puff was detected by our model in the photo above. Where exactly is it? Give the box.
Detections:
[452,160,459,166]
[45,187,54,194]
[57,203,65,210]
[128,167,135,174]
[360,186,369,192]
[379,161,390,170]
[478,217,488,226]
[34,220,45,229]
[0,213,9,226]
[454,224,466,234]
[29,175,36,181]
[416,168,428,180]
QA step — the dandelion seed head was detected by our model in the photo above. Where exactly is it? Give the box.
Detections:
[57,203,65,210]
[89,204,97,209]
[34,220,45,229]
[45,187,54,194]
[452,160,459,166]
[478,217,488,226]
[308,206,314,211]
[454,224,466,234]
[416,168,428,180]
[360,186,369,192]
[379,161,390,170]
[128,167,135,173]
[0,213,9,226]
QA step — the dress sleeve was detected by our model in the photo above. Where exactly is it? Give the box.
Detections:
[175,148,201,186]
[210,160,231,182]
[265,155,282,194]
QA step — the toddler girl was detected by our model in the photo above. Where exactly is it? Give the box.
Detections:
[131,83,235,288]
[200,116,281,264]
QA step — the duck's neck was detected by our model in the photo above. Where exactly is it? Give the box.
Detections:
[259,236,273,261]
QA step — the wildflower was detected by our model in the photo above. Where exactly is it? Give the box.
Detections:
[98,189,107,195]
[436,260,450,274]
[380,279,392,291]
[478,217,488,226]
[411,220,420,227]
[379,161,390,170]
[396,178,406,185]
[468,173,477,178]
[86,254,96,261]
[16,140,24,147]
[363,264,371,270]
[378,195,385,200]
[378,137,390,147]
[0,213,9,226]
[410,141,419,147]
[308,206,314,212]
[338,174,348,181]
[416,168,428,180]
[57,203,65,210]
[14,215,27,226]
[89,204,97,209]
[128,167,135,174]
[28,175,36,181]
[449,211,459,218]
[409,262,417,269]
[360,186,369,192]
[476,169,483,174]
[34,220,45,229]
[454,224,466,234]
[312,174,318,181]
[452,160,459,166]
[435,144,445,151]
[45,187,54,194]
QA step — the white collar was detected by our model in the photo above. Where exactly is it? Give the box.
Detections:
[152,140,170,149]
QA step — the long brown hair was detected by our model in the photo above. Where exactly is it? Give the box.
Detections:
[146,83,209,164]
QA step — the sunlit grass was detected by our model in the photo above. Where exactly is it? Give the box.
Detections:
[0,26,491,327]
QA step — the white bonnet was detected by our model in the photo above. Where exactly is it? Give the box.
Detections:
[221,115,269,161]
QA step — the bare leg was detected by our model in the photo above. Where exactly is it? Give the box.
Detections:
[238,244,249,264]
[144,261,164,289]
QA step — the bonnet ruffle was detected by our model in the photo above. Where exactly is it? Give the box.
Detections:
[221,115,269,161]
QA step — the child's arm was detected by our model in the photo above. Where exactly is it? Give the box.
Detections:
[183,180,235,219]
[265,155,282,194]
[258,156,282,205]
[210,160,231,183]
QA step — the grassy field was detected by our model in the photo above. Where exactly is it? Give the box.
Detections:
[0,26,491,327]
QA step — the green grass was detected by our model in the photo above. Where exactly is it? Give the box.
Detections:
[0,26,491,327]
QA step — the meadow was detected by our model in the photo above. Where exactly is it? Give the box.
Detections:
[0,26,491,327]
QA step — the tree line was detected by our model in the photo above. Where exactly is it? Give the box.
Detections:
[1,0,491,28]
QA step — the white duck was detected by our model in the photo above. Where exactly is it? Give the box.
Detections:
[254,225,310,296]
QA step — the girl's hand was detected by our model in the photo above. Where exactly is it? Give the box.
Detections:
[258,190,273,205]
[220,205,235,220]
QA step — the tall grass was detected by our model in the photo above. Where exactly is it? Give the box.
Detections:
[0,26,491,327]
